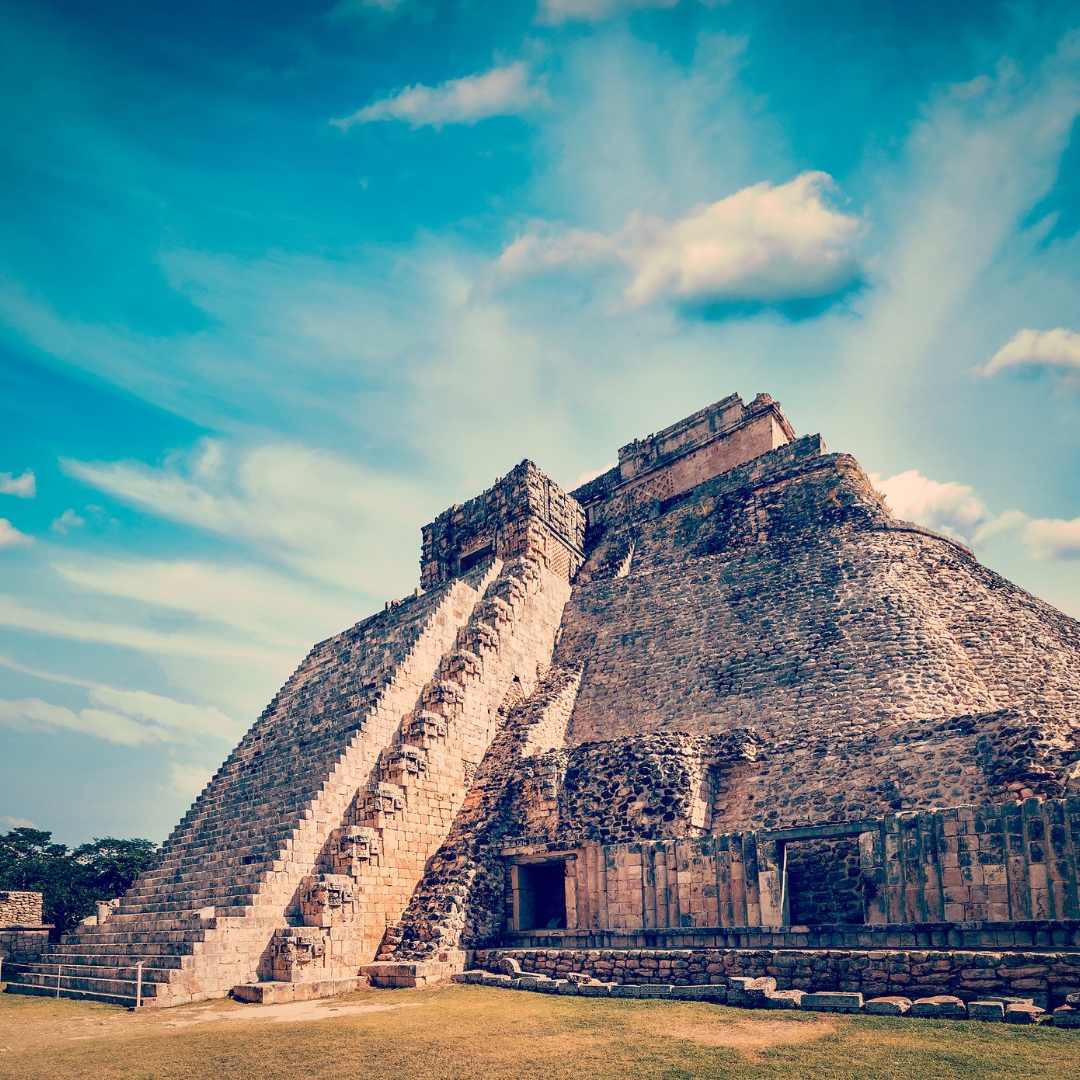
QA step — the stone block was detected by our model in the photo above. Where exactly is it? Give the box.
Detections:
[557,981,578,995]
[577,983,611,997]
[1004,1004,1044,1024]
[1052,1006,1080,1028]
[454,970,486,984]
[764,989,805,1009]
[968,1001,1005,1022]
[670,985,727,1002]
[481,973,513,988]
[910,995,967,1019]
[864,996,912,1016]
[802,992,864,1013]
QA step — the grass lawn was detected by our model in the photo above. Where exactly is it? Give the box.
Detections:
[1,981,1078,1080]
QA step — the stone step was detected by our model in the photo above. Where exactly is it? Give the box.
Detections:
[13,959,181,982]
[32,949,191,968]
[4,981,143,1008]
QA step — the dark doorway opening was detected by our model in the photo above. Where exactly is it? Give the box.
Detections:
[517,861,567,930]
[785,837,865,925]
[459,543,494,574]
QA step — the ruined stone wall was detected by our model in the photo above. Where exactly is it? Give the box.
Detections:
[384,664,585,960]
[476,944,1080,1008]
[0,891,43,927]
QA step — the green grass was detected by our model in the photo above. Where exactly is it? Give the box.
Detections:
[1,982,1078,1080]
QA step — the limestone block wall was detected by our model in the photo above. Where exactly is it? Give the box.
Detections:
[385,663,585,959]
[0,891,43,926]
[861,798,1080,925]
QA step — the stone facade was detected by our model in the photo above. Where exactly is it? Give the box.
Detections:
[0,891,43,927]
[7,390,1079,1008]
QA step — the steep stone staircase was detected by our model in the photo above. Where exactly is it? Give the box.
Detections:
[6,564,500,1007]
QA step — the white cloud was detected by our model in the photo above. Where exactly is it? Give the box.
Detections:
[0,682,239,748]
[0,519,32,549]
[1025,516,1080,560]
[536,0,681,23]
[870,469,1027,546]
[51,509,85,534]
[0,471,35,498]
[981,327,1080,377]
[0,812,36,829]
[167,762,214,800]
[498,172,862,307]
[332,63,543,130]
[60,438,425,595]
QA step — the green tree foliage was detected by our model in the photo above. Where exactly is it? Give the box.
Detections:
[0,828,157,932]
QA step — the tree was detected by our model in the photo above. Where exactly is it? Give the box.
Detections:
[0,828,157,933]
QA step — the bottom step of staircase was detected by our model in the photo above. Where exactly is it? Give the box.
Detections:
[231,977,368,1005]
[4,981,137,1008]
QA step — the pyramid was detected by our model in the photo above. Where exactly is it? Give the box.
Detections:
[8,392,1079,1006]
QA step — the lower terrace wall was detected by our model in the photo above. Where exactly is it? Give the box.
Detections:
[474,942,1080,1009]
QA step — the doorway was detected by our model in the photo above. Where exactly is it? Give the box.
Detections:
[514,861,567,930]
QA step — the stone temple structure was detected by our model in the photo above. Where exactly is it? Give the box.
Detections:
[7,392,1080,1007]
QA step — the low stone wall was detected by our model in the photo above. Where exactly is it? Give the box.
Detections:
[475,945,1080,1009]
[0,891,43,927]
[0,927,50,966]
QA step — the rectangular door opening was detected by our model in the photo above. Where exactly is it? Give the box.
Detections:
[784,837,865,925]
[514,861,567,930]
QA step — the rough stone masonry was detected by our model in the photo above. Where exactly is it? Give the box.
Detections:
[6,392,1080,1008]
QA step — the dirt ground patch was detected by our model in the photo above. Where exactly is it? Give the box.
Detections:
[664,1017,835,1051]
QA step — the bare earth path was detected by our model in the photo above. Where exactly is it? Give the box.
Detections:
[1,983,1077,1080]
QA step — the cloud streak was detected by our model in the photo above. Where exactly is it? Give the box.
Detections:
[332,63,544,130]
[498,172,862,307]
[981,327,1080,377]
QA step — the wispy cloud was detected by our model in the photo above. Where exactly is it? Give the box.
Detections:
[61,438,425,594]
[0,471,35,498]
[52,555,360,648]
[0,655,241,747]
[870,469,1027,546]
[1,815,37,830]
[980,327,1080,378]
[0,519,32,549]
[498,172,862,307]
[332,63,544,130]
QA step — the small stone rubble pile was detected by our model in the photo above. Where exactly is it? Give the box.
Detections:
[454,957,1080,1026]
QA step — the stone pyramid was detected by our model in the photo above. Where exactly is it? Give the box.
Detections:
[8,392,1079,1006]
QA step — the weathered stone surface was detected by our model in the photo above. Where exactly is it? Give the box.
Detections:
[910,995,967,1019]
[968,1000,1006,1022]
[864,996,912,1016]
[802,991,863,1013]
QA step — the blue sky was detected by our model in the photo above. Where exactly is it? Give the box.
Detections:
[2,0,1080,844]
